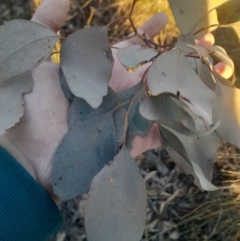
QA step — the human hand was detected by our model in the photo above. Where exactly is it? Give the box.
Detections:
[0,0,166,199]
[0,0,70,199]
[0,0,231,200]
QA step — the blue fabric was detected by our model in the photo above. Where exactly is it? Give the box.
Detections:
[0,147,63,241]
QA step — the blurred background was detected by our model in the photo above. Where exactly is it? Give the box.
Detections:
[1,0,240,240]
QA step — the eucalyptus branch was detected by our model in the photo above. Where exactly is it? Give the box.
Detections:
[129,0,140,18]
[2,1,240,240]
[122,68,149,145]
[192,24,220,36]
[110,34,136,47]
[60,35,66,40]
[108,0,175,50]
[122,85,146,145]
[185,54,202,59]
[50,51,60,56]
[128,17,139,36]
[128,17,175,49]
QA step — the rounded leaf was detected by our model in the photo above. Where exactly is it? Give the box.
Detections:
[60,68,75,100]
[168,0,220,39]
[85,147,147,241]
[0,71,33,135]
[161,125,222,191]
[213,81,240,147]
[118,45,158,68]
[52,113,119,201]
[147,49,214,124]
[60,27,114,108]
[0,19,59,82]
[118,82,153,149]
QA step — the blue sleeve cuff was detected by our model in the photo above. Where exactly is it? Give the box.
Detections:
[0,146,63,241]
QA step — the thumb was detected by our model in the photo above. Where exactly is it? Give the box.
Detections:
[31,0,70,33]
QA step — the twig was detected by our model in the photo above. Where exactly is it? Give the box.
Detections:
[50,51,60,56]
[129,0,140,18]
[122,68,149,145]
[192,24,220,36]
[206,207,223,240]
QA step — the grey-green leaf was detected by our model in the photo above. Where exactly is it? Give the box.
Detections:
[60,27,114,108]
[168,0,220,39]
[213,80,240,147]
[160,125,191,165]
[221,21,240,42]
[139,94,209,136]
[196,58,215,91]
[85,147,147,241]
[0,71,33,135]
[167,147,217,191]
[67,87,125,146]
[0,19,59,82]
[175,34,196,53]
[52,111,120,201]
[60,68,75,100]
[118,81,143,102]
[68,87,120,128]
[118,82,153,149]
[117,45,158,68]
[208,45,234,72]
[160,125,222,191]
[217,0,240,24]
[147,49,214,124]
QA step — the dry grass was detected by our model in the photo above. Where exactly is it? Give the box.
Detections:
[109,0,179,44]
[49,147,240,241]
[31,0,180,63]
[30,0,179,43]
[30,0,42,14]
[138,146,240,241]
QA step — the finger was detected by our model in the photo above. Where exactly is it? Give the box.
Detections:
[214,62,233,79]
[115,12,168,49]
[130,124,162,158]
[31,0,70,33]
[109,59,151,93]
[196,33,233,79]
[195,33,215,48]
[108,49,132,92]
